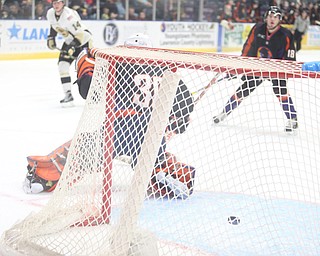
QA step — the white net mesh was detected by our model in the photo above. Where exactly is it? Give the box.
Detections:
[1,47,320,256]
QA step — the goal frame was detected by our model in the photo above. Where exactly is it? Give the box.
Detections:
[1,46,320,256]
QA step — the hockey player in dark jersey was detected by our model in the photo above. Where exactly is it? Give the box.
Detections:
[77,34,195,199]
[76,35,194,165]
[213,6,298,132]
[23,34,196,200]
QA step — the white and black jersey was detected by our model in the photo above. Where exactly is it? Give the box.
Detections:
[46,6,91,46]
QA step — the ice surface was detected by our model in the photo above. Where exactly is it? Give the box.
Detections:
[0,50,319,255]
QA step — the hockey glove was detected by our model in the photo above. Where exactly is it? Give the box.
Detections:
[63,38,81,57]
[60,45,76,59]
[65,45,76,56]
[47,36,56,50]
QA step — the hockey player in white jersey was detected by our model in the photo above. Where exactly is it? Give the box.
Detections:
[46,0,93,105]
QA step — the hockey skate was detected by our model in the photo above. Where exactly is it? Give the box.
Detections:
[149,152,196,200]
[155,171,189,199]
[285,117,298,133]
[212,111,228,124]
[60,91,74,106]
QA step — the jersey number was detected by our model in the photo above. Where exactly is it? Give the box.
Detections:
[287,49,295,59]
[132,74,162,108]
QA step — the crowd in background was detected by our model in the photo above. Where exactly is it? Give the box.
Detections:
[0,0,319,25]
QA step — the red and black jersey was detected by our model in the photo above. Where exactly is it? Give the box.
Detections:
[241,22,296,61]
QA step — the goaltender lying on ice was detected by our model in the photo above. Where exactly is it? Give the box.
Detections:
[23,33,196,200]
[22,140,196,200]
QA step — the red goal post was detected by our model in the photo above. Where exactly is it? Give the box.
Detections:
[1,47,320,256]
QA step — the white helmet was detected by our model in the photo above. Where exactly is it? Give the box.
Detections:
[124,33,153,47]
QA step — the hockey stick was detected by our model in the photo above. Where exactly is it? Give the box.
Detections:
[191,74,237,97]
[165,73,237,142]
[193,73,237,104]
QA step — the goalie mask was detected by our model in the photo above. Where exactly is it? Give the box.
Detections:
[124,33,153,47]
[264,6,283,20]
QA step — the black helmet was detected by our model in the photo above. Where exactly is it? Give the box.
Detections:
[264,6,282,20]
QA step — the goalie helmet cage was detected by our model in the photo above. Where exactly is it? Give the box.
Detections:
[1,47,320,256]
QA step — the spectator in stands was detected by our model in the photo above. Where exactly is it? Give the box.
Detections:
[247,0,261,23]
[7,2,23,19]
[220,2,233,22]
[133,0,151,11]
[104,0,119,19]
[166,9,177,21]
[0,0,316,24]
[292,8,310,52]
[86,2,97,19]
[1,9,9,19]
[309,2,320,25]
[101,6,110,20]
[154,0,165,20]
[20,0,32,19]
[133,0,152,19]
[282,1,296,24]
[138,10,146,20]
[35,1,47,19]
[115,0,125,20]
[128,6,138,20]
[233,0,250,23]
[78,6,89,19]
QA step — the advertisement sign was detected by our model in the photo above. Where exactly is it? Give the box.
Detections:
[157,22,216,49]
[84,21,217,50]
[0,20,319,60]
[307,25,320,47]
[223,23,253,48]
[0,21,49,53]
[0,20,216,56]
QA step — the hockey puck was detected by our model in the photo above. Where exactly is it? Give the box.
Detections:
[228,216,240,225]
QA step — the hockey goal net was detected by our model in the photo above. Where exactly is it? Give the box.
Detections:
[1,47,320,256]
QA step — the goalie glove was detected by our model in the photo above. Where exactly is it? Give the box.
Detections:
[47,36,56,50]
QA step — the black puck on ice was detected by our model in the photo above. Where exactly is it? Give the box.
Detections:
[228,216,240,225]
